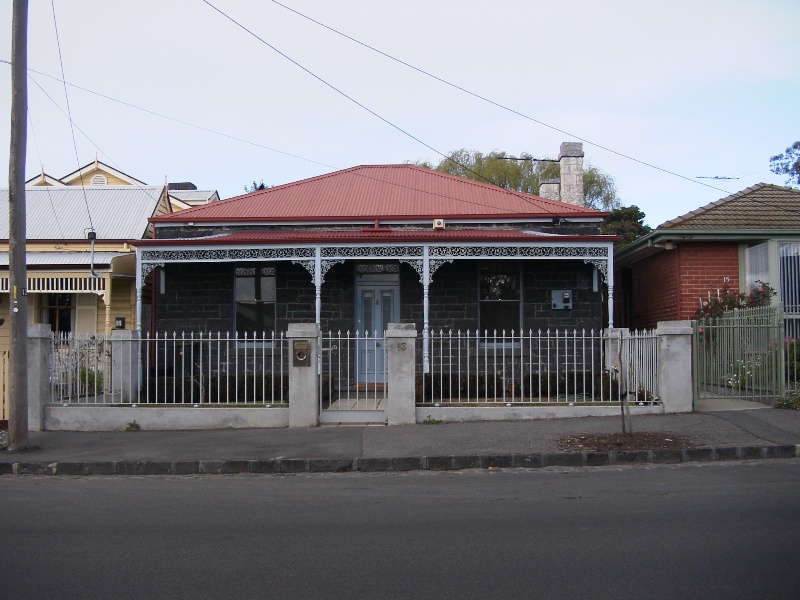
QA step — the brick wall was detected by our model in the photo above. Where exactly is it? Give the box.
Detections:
[154,259,605,335]
[630,242,739,329]
[676,242,739,321]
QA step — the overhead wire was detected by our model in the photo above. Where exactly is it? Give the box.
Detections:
[268,0,733,196]
[4,4,786,219]
[25,72,553,217]
[26,106,66,237]
[50,0,95,232]
[200,0,510,193]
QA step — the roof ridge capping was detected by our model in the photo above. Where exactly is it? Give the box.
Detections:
[151,163,605,223]
[658,183,800,229]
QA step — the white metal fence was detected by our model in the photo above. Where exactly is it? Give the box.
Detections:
[418,328,659,405]
[51,334,112,403]
[50,332,289,405]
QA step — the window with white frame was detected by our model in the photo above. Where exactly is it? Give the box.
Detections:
[234,266,276,335]
[780,242,800,313]
[479,262,521,334]
[745,242,770,289]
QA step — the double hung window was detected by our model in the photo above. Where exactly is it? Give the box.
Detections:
[479,263,521,335]
[234,267,276,335]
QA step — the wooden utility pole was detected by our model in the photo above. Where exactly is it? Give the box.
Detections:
[8,0,29,450]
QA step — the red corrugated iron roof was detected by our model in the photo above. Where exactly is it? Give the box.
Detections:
[152,164,605,224]
[134,229,616,246]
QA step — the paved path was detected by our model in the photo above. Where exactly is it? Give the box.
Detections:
[2,408,799,474]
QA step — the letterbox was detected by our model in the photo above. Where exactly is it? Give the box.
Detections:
[293,340,311,367]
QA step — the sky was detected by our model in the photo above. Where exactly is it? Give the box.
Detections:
[1,0,798,227]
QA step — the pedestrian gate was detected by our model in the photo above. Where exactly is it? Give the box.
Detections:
[693,305,786,405]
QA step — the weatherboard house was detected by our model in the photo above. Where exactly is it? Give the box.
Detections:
[133,143,615,379]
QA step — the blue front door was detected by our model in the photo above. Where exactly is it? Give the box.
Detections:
[355,283,399,383]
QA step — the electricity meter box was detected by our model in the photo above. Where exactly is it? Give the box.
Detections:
[551,290,573,310]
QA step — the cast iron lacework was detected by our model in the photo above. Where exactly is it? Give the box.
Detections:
[322,246,423,258]
[141,262,164,278]
[583,259,608,280]
[140,248,314,262]
[235,267,276,277]
[320,260,346,281]
[429,259,454,275]
[399,259,423,277]
[291,260,316,280]
[355,264,400,274]
[428,246,609,258]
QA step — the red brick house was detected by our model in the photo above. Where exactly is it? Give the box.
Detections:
[614,184,800,333]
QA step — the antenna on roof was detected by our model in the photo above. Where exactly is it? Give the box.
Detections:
[498,157,559,163]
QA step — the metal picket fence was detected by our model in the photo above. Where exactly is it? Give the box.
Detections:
[418,328,659,405]
[50,332,289,405]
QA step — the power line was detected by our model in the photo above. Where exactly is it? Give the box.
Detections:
[268,0,733,196]
[201,0,505,192]
[0,58,339,171]
[29,74,166,208]
[26,107,66,237]
[27,72,559,218]
[50,0,94,232]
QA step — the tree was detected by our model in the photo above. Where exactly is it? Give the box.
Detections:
[770,141,800,186]
[600,205,651,248]
[244,180,269,193]
[418,149,621,211]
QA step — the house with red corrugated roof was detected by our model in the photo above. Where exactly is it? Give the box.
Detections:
[614,183,800,334]
[133,143,616,385]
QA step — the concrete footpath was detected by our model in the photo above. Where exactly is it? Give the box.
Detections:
[2,408,800,476]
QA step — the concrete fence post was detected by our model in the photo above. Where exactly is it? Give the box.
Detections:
[287,323,320,427]
[386,323,416,425]
[111,329,140,403]
[27,324,54,432]
[656,320,694,413]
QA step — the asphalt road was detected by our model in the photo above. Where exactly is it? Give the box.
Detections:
[2,460,799,600]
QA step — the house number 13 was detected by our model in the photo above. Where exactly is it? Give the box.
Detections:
[396,342,406,351]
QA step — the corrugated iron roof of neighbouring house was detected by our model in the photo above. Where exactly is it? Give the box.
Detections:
[168,189,220,204]
[658,183,800,230]
[0,186,166,240]
[0,251,127,266]
[151,164,607,224]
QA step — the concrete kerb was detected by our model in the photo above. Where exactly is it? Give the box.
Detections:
[2,444,798,476]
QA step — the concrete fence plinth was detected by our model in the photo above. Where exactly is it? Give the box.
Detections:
[28,324,54,432]
[386,323,416,425]
[657,321,694,413]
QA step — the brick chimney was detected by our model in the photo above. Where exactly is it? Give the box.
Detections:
[558,142,584,206]
[538,178,560,201]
